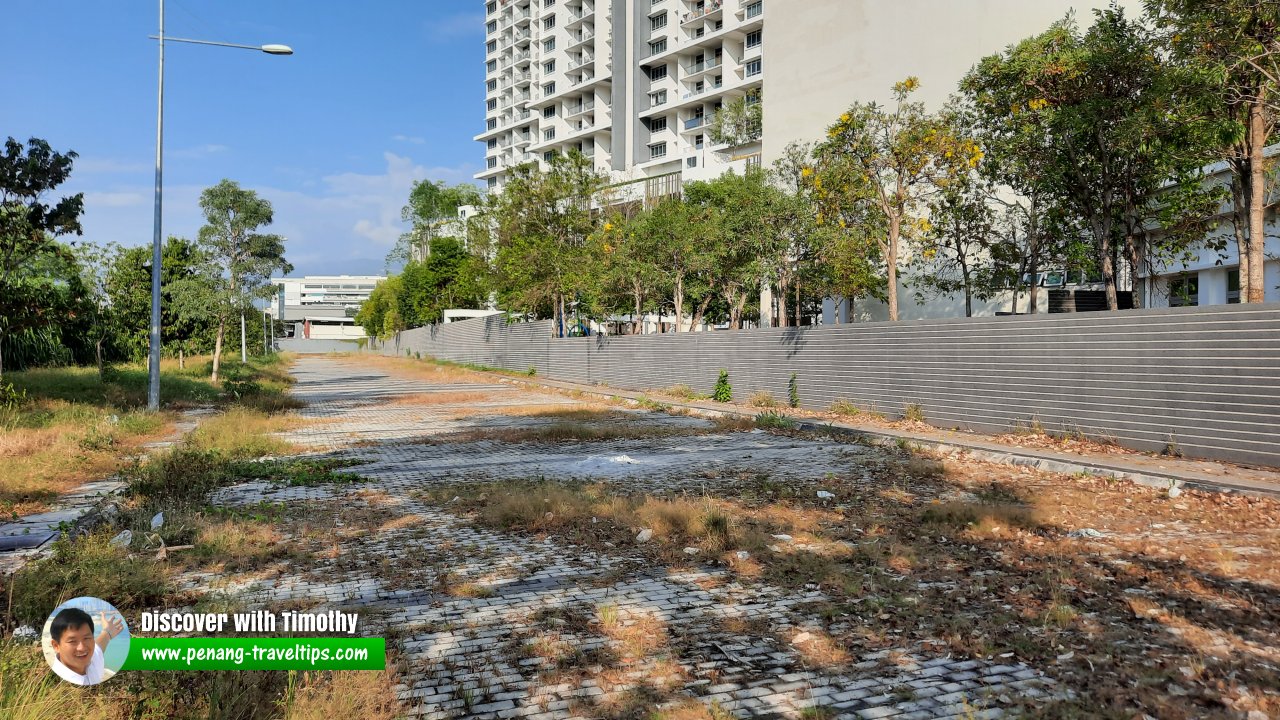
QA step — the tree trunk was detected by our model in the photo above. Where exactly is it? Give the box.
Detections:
[1027,199,1040,315]
[1100,229,1119,311]
[1125,232,1143,310]
[690,296,712,332]
[1231,170,1251,302]
[1246,100,1267,303]
[212,318,226,383]
[0,329,5,381]
[960,260,973,317]
[633,291,643,335]
[179,348,184,370]
[673,278,684,333]
[795,279,802,327]
[733,291,748,329]
[777,277,789,328]
[887,217,901,321]
[95,338,105,381]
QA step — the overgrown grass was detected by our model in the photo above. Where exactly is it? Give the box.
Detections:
[0,354,300,516]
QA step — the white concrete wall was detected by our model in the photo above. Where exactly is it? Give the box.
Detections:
[762,0,1137,165]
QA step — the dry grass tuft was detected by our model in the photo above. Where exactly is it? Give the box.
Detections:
[749,390,779,408]
[283,668,402,720]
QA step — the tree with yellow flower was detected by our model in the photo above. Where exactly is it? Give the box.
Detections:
[812,78,980,321]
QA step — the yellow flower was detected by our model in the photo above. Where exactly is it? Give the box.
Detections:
[840,112,851,123]
[604,222,614,231]
[801,167,814,178]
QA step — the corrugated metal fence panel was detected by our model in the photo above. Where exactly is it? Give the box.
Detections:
[381,304,1280,467]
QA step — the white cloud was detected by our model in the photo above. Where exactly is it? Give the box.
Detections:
[426,13,485,41]
[84,191,147,208]
[65,151,479,277]
[392,134,426,145]
[170,144,229,159]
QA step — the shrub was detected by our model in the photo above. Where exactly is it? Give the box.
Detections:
[527,366,537,377]
[8,534,170,626]
[665,384,699,400]
[788,373,800,408]
[749,390,778,408]
[0,381,28,410]
[712,370,732,403]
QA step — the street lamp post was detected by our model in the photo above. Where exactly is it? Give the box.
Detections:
[146,0,292,411]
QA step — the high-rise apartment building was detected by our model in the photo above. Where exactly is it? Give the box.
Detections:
[476,0,765,192]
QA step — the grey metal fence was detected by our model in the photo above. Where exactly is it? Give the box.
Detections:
[380,304,1280,467]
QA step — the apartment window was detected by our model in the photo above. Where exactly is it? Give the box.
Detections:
[1168,273,1199,307]
[545,0,555,6]
[1227,269,1241,304]
[745,59,762,76]
[649,64,668,81]
[487,40,498,53]
[487,59,498,72]
[487,118,498,130]
[487,79,498,91]
[543,105,556,118]
[487,2,498,14]
[543,14,556,29]
[745,30,761,49]
[543,81,556,95]
[544,150,557,162]
[745,1,762,18]
[649,142,667,159]
[687,157,697,168]
[650,116,668,132]
[487,99,498,111]
[487,20,498,34]
[695,134,704,149]
[488,177,498,189]
[649,39,667,56]
[544,128,556,140]
[544,60,556,73]
[543,37,556,51]
[487,157,498,169]
[650,89,668,106]
[651,12,667,30]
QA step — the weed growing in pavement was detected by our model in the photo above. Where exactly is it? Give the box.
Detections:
[749,390,779,408]
[829,398,860,417]
[788,373,800,408]
[903,403,927,423]
[754,410,798,430]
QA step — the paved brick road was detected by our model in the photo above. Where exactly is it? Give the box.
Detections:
[202,357,1056,719]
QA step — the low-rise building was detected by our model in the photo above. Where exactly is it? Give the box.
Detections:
[268,275,386,340]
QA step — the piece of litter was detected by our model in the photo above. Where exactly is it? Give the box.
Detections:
[772,534,794,542]
[150,512,164,531]
[1068,528,1105,538]
[636,529,654,543]
[791,632,812,644]
[449,496,460,503]
[109,530,132,548]
[608,455,638,464]
[1167,485,1183,498]
[1056,651,1074,662]
[12,626,38,642]
[735,550,750,560]
[816,491,835,500]
[683,547,700,555]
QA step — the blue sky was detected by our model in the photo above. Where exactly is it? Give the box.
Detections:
[1,0,485,276]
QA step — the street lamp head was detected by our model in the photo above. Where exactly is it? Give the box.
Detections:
[261,44,293,55]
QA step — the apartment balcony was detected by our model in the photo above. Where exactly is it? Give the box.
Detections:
[682,115,708,132]
[514,28,532,42]
[568,54,595,71]
[682,55,723,80]
[738,0,763,29]
[515,134,533,147]
[514,8,532,25]
[513,49,532,64]
[565,4,596,30]
[565,99,596,118]
[568,29,595,50]
[681,0,724,26]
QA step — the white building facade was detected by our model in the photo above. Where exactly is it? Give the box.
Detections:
[269,275,386,341]
[476,0,764,193]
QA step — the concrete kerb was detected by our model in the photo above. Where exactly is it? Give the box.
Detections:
[476,374,1280,501]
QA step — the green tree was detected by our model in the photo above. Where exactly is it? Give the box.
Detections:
[398,236,491,326]
[489,152,606,335]
[595,206,663,334]
[632,197,717,332]
[388,179,484,267]
[0,137,84,378]
[707,91,763,152]
[178,180,291,382]
[106,237,217,362]
[909,173,1005,317]
[813,79,980,321]
[355,275,405,341]
[963,7,1223,310]
[1145,0,1278,303]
